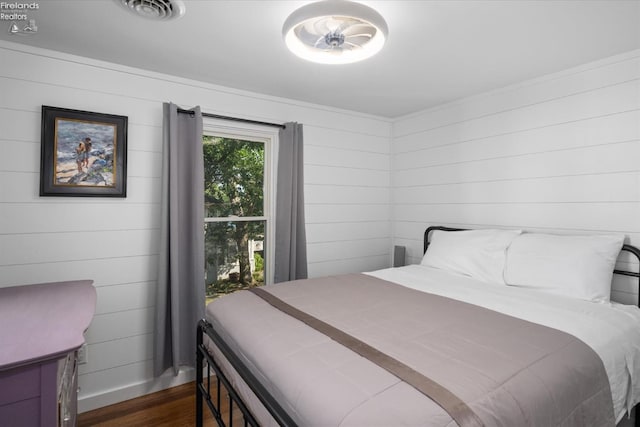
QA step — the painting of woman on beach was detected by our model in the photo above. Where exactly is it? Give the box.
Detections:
[55,119,117,187]
[40,106,127,197]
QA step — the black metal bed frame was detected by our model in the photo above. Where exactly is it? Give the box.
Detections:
[196,318,296,427]
[196,226,640,427]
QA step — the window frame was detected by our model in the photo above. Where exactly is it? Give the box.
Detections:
[202,118,279,286]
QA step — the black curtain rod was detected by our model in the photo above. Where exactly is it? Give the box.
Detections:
[177,108,286,129]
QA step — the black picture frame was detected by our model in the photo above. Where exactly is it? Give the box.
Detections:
[40,105,128,197]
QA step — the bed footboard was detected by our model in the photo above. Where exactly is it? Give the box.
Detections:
[196,319,297,427]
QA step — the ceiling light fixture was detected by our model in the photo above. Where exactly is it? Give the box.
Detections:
[282,0,388,65]
[116,0,186,21]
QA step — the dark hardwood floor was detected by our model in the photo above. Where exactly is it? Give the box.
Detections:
[77,381,237,427]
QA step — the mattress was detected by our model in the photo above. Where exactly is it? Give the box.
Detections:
[369,265,640,423]
[204,265,640,426]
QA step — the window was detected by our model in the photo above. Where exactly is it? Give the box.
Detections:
[203,120,278,304]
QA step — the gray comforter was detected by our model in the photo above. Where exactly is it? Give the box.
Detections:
[206,273,615,426]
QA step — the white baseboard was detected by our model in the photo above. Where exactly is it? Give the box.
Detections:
[78,367,195,413]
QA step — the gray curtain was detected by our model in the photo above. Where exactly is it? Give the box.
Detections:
[154,103,205,376]
[274,122,308,283]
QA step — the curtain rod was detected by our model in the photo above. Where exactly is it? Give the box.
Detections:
[177,108,286,129]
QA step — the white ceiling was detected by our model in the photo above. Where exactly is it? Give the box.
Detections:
[1,0,639,118]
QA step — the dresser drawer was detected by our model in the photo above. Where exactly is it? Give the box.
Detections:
[0,364,41,406]
[0,396,42,427]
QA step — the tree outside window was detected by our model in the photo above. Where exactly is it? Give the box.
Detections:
[203,135,269,304]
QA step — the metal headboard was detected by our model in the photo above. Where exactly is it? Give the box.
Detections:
[423,226,640,308]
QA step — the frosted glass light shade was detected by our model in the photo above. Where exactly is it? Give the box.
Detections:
[282,0,388,65]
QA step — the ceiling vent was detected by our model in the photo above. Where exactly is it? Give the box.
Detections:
[117,0,186,21]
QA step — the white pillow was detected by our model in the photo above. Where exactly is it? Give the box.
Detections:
[421,229,522,284]
[504,233,625,302]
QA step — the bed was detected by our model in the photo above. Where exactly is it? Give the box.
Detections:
[196,226,640,427]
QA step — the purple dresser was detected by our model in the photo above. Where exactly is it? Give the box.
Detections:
[0,280,96,427]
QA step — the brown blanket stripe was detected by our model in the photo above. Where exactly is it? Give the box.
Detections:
[248,287,484,427]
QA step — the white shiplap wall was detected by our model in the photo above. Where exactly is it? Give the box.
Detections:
[305,126,391,275]
[391,49,640,305]
[0,41,392,411]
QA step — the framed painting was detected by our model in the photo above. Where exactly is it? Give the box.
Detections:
[40,106,128,197]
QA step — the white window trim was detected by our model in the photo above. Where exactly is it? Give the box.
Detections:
[202,118,279,285]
